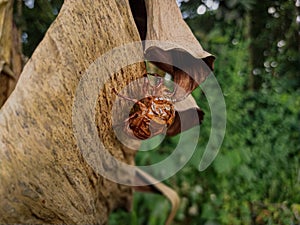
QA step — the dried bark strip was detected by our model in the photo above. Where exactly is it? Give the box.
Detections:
[0,0,144,223]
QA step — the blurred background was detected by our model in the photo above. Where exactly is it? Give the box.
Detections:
[13,0,300,224]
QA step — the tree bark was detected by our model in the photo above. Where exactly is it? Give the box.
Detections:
[0,0,145,223]
[0,0,23,108]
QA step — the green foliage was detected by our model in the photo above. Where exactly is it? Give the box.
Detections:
[14,0,63,57]
[110,1,300,223]
[109,193,170,225]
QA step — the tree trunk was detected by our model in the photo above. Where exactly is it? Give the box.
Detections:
[0,0,23,108]
[0,0,145,223]
[247,0,271,90]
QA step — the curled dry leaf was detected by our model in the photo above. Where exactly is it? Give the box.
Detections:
[145,48,213,99]
[143,0,215,97]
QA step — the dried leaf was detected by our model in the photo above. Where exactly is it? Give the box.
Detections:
[142,0,215,97]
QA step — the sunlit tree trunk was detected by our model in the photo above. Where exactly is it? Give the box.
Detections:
[0,0,23,107]
[0,0,144,223]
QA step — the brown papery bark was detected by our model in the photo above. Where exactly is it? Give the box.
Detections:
[0,0,145,223]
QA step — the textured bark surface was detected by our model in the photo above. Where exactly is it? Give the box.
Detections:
[0,0,23,108]
[0,0,145,223]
